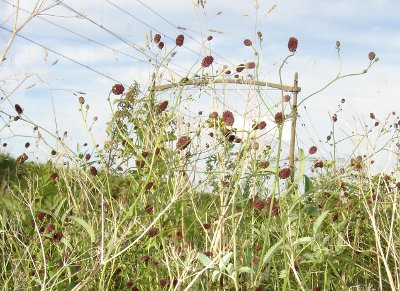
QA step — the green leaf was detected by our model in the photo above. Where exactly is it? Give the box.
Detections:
[197,252,212,267]
[304,175,314,194]
[294,149,305,182]
[293,236,313,246]
[238,267,253,274]
[306,206,319,215]
[262,239,283,265]
[313,210,329,236]
[68,216,95,243]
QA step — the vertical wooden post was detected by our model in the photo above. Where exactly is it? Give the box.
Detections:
[289,72,299,182]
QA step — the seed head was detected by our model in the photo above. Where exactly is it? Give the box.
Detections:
[145,181,154,190]
[283,95,291,102]
[332,114,337,122]
[314,161,324,168]
[25,142,30,148]
[158,42,164,49]
[288,37,298,53]
[203,223,211,230]
[78,96,85,105]
[257,121,266,130]
[257,31,263,38]
[236,64,245,73]
[336,40,341,49]
[370,112,375,119]
[90,166,98,176]
[259,161,270,168]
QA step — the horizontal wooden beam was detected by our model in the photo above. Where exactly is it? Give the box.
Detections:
[151,78,301,93]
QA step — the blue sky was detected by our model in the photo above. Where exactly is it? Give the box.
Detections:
[0,0,399,171]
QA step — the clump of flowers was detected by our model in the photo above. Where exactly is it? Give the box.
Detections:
[176,136,191,150]
[201,55,214,67]
[176,34,184,46]
[279,168,291,179]
[222,110,235,126]
[112,84,125,95]
[288,37,298,53]
[266,197,280,216]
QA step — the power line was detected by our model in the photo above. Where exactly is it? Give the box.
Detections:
[0,25,127,86]
[58,2,188,77]
[0,0,149,64]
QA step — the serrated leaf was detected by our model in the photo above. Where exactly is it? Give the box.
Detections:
[197,252,212,267]
[68,216,95,243]
[221,252,233,266]
[212,270,220,282]
[293,236,313,246]
[304,175,314,194]
[313,210,329,235]
[262,239,283,265]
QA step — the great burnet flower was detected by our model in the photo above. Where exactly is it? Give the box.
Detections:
[176,34,184,46]
[222,110,235,126]
[154,33,161,44]
[176,136,191,150]
[201,55,214,67]
[266,197,280,216]
[288,37,298,53]
[15,104,23,114]
[157,100,168,113]
[244,39,252,46]
[279,167,291,179]
[112,84,124,95]
[309,146,317,155]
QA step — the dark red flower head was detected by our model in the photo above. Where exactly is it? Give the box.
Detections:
[274,112,284,124]
[157,100,168,113]
[252,199,264,210]
[176,34,184,46]
[112,84,125,95]
[368,52,376,61]
[207,35,213,41]
[147,228,158,237]
[266,197,280,216]
[257,121,266,130]
[90,166,98,176]
[15,104,23,115]
[158,42,164,49]
[279,167,291,179]
[154,33,161,44]
[288,37,298,53]
[314,161,324,168]
[201,55,214,67]
[50,172,58,181]
[246,62,256,69]
[236,64,245,73]
[244,39,252,46]
[370,112,375,119]
[176,136,191,150]
[222,110,235,126]
[309,146,317,155]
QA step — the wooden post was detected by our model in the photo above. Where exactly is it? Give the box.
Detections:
[289,72,299,182]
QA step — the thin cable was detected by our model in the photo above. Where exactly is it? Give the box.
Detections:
[0,25,127,86]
